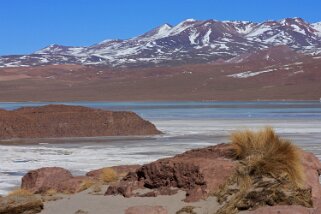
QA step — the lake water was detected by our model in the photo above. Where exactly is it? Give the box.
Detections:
[0,101,321,195]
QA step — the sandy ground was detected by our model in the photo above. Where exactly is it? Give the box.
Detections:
[40,187,220,214]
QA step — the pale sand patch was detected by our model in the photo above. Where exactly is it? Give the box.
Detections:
[40,188,220,214]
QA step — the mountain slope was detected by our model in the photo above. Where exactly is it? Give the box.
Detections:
[1,17,321,68]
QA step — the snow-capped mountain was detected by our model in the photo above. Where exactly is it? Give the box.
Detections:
[1,17,321,68]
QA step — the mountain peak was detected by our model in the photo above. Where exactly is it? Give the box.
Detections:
[280,17,306,25]
[184,18,196,22]
[137,23,173,41]
[1,17,321,68]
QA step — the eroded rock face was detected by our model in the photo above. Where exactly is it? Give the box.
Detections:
[125,205,168,214]
[0,194,43,214]
[301,151,321,203]
[21,167,91,194]
[0,105,161,139]
[106,144,237,202]
[105,143,321,214]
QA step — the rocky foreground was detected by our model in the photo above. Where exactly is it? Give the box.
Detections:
[0,105,161,139]
[1,141,320,214]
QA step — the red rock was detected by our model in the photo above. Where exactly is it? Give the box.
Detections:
[21,167,90,194]
[106,143,321,211]
[125,205,168,214]
[185,186,207,203]
[21,164,142,195]
[106,179,143,198]
[301,151,321,204]
[0,105,161,139]
[106,144,236,201]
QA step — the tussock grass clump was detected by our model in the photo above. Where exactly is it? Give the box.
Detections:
[79,179,95,192]
[100,168,118,184]
[176,206,197,214]
[215,128,312,214]
[8,188,33,197]
[230,127,304,187]
[44,189,57,196]
[89,183,103,195]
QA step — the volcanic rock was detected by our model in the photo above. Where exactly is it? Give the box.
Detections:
[105,143,321,214]
[0,105,161,139]
[21,167,91,194]
[106,143,236,202]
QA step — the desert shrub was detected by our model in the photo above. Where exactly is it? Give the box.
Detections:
[8,188,33,197]
[44,189,57,196]
[90,183,102,194]
[215,128,311,214]
[79,179,95,191]
[74,209,89,214]
[176,206,197,214]
[230,127,304,187]
[100,168,118,184]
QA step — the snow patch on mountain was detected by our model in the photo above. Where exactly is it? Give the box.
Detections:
[246,24,273,38]
[189,30,200,45]
[202,29,212,45]
[228,69,276,78]
[312,22,321,36]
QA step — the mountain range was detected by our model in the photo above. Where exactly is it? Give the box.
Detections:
[1,17,321,68]
[0,17,321,101]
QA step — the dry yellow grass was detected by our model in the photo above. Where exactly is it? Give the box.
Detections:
[79,179,95,192]
[100,168,118,184]
[91,183,102,193]
[215,128,310,214]
[88,183,103,195]
[176,206,197,214]
[230,127,304,187]
[8,188,33,197]
[45,189,57,196]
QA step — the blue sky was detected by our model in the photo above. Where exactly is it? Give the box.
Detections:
[1,0,320,55]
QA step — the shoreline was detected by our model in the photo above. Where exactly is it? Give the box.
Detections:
[0,99,320,104]
[1,118,321,145]
[0,135,162,145]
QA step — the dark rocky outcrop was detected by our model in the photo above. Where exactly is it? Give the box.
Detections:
[21,167,92,194]
[106,144,236,202]
[18,143,321,213]
[21,165,142,195]
[105,143,321,213]
[0,194,43,214]
[0,104,161,139]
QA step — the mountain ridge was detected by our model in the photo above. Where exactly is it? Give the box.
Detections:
[1,17,321,68]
